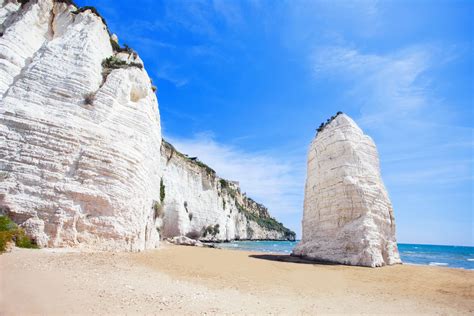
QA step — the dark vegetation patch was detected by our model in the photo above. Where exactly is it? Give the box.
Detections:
[150,79,157,93]
[316,111,343,134]
[101,56,143,70]
[202,224,220,237]
[114,43,134,54]
[237,203,296,240]
[83,92,96,105]
[0,215,38,252]
[219,179,229,189]
[100,56,143,84]
[219,178,239,199]
[110,38,121,51]
[160,178,165,204]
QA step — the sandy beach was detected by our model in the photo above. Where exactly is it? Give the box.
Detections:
[1,244,473,315]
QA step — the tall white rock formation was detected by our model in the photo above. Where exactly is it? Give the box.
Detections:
[0,0,294,250]
[0,0,161,250]
[292,114,401,267]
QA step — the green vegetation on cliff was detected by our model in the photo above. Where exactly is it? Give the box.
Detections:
[237,203,296,240]
[162,138,295,240]
[0,215,38,252]
[162,139,216,177]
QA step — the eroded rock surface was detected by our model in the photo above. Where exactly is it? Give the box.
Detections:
[292,114,401,267]
[160,141,295,242]
[0,0,161,250]
[0,0,294,250]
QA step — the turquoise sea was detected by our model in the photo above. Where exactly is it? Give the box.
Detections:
[215,241,474,270]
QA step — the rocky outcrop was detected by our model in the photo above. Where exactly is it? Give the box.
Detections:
[159,141,295,242]
[0,0,294,250]
[166,236,204,247]
[292,114,401,267]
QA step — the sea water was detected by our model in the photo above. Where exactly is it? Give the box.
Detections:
[216,241,474,270]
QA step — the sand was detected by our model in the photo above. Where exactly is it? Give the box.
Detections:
[1,244,473,315]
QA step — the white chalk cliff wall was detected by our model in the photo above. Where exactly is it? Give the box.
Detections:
[0,0,162,251]
[160,141,295,241]
[0,0,294,250]
[292,114,401,267]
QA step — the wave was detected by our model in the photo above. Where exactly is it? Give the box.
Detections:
[429,262,449,266]
[467,259,474,262]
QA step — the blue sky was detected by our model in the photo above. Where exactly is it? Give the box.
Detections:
[77,0,473,246]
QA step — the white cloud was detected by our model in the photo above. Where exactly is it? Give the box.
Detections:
[310,43,472,189]
[152,63,189,87]
[165,133,305,222]
[311,45,432,124]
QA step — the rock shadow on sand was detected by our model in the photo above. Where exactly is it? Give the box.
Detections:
[248,254,341,266]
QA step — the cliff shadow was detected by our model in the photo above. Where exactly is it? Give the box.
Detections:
[248,254,341,266]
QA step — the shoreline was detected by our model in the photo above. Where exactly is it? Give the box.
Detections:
[214,240,474,271]
[200,238,297,243]
[1,245,473,314]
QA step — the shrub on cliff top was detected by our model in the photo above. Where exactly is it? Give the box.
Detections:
[316,111,344,134]
[219,179,229,189]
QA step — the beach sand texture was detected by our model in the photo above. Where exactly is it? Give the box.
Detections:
[1,245,473,315]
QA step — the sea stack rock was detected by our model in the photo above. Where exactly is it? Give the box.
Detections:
[292,113,401,267]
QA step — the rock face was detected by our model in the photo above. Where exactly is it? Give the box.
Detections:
[292,114,401,267]
[0,0,162,251]
[160,141,295,242]
[0,0,294,250]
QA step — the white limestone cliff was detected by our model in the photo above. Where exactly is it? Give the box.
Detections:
[0,0,162,250]
[0,0,294,250]
[159,141,295,242]
[292,114,401,267]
